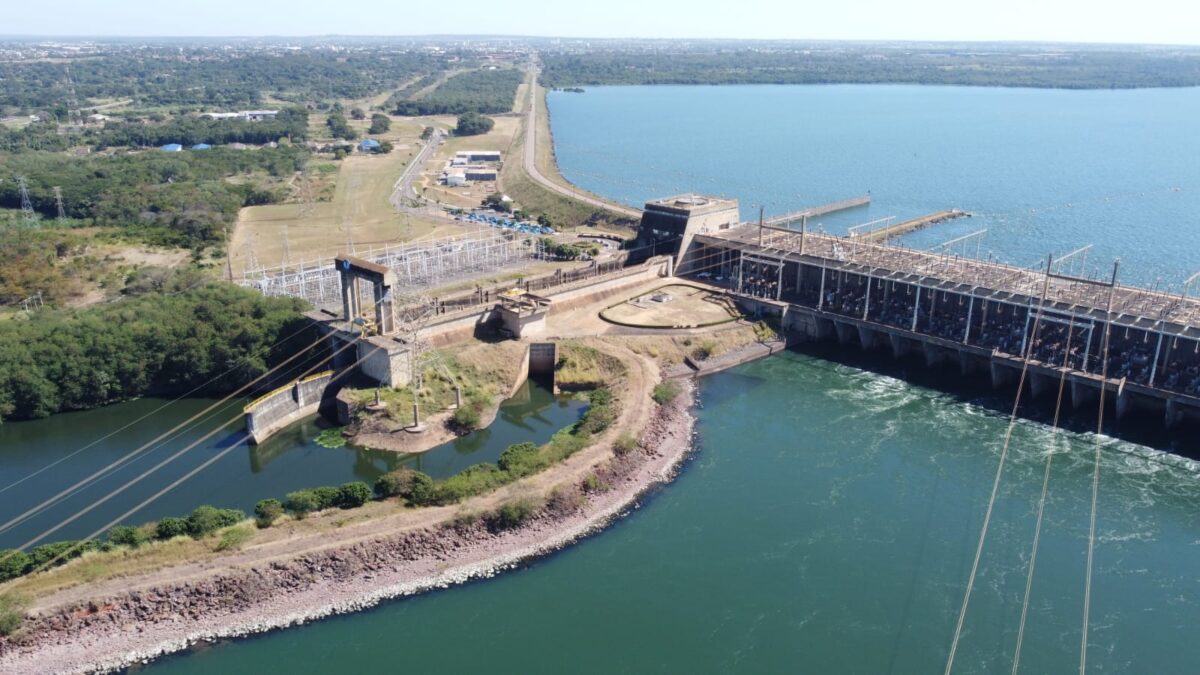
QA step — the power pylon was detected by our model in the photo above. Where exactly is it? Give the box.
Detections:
[53,186,67,224]
[17,176,38,229]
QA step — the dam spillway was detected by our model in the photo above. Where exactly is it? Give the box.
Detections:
[679,222,1200,428]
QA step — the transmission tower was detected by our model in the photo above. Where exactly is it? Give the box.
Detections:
[392,292,460,429]
[296,169,317,219]
[53,186,67,224]
[63,64,82,126]
[17,176,38,229]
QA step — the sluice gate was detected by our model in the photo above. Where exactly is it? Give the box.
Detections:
[681,223,1200,428]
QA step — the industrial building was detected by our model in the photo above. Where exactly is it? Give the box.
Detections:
[200,110,280,121]
[455,150,502,163]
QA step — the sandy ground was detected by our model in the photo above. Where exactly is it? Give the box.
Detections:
[601,283,739,328]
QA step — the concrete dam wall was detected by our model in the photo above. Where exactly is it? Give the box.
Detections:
[244,371,335,444]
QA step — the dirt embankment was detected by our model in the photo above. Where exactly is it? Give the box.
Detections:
[0,341,696,675]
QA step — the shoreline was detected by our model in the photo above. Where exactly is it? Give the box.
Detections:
[0,377,701,675]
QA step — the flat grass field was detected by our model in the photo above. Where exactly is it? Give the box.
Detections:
[600,284,740,328]
[230,117,457,274]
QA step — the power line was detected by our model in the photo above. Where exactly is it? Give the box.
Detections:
[945,255,1055,675]
[0,315,331,496]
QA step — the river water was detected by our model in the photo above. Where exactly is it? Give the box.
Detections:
[0,379,584,550]
[18,84,1200,672]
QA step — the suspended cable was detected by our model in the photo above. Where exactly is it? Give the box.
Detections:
[1081,262,1120,675]
[1012,315,1077,674]
[945,255,1055,675]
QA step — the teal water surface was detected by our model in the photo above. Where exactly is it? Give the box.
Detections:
[0,378,584,549]
[142,352,1200,673]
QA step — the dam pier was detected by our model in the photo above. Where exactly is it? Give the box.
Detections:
[638,194,1200,429]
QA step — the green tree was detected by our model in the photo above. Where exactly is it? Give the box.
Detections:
[285,490,320,517]
[367,113,391,134]
[0,550,31,582]
[109,524,150,548]
[453,112,495,137]
[185,505,244,538]
[155,517,189,540]
[336,482,373,508]
[254,498,284,528]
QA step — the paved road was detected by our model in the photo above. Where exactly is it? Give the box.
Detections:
[390,127,444,210]
[521,66,642,221]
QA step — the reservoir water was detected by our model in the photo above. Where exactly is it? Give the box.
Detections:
[0,379,584,550]
[15,84,1200,672]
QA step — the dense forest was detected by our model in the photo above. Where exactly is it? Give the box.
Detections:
[0,275,314,421]
[0,145,305,247]
[393,68,522,116]
[540,47,1200,89]
[96,108,309,148]
[0,49,463,114]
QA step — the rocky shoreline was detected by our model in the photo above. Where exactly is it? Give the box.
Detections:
[0,380,698,675]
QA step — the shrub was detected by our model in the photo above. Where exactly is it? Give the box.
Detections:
[691,340,718,361]
[587,388,614,406]
[155,517,189,540]
[407,471,437,505]
[27,541,84,569]
[314,427,347,448]
[613,433,638,456]
[578,404,616,436]
[490,497,541,531]
[109,524,151,548]
[0,594,29,637]
[546,485,584,517]
[336,482,373,509]
[652,381,681,405]
[285,490,321,517]
[214,526,253,552]
[374,468,425,499]
[0,550,31,582]
[582,473,605,493]
[368,113,390,134]
[313,486,341,510]
[185,505,245,539]
[497,441,540,475]
[254,499,284,528]
[453,112,495,136]
[450,404,481,432]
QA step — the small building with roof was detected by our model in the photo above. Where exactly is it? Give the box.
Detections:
[359,139,381,152]
[160,143,183,152]
[191,143,212,150]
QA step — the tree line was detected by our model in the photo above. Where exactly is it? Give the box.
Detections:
[393,68,522,116]
[0,276,314,421]
[540,47,1200,89]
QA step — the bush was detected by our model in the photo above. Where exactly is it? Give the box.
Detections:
[490,497,541,531]
[313,486,341,510]
[0,550,31,582]
[285,490,321,517]
[546,485,584,517]
[497,441,540,475]
[27,541,85,569]
[578,404,616,436]
[185,505,245,539]
[254,499,284,528]
[691,340,717,361]
[109,524,150,548]
[407,471,437,505]
[582,473,605,493]
[336,482,373,509]
[613,433,638,456]
[652,381,682,405]
[374,468,425,499]
[0,594,29,637]
[450,404,481,432]
[155,517,189,540]
[587,388,614,406]
[213,526,253,552]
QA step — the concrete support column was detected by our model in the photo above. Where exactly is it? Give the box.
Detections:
[911,287,922,331]
[1029,371,1049,398]
[923,342,942,368]
[857,325,876,350]
[862,273,873,320]
[1115,390,1134,421]
[963,296,975,344]
[1165,399,1182,429]
[1071,378,1095,410]
[1020,305,1033,355]
[1149,331,1164,387]
[834,321,853,345]
[889,333,907,358]
[990,359,1014,389]
[817,264,827,310]
[1082,321,1095,372]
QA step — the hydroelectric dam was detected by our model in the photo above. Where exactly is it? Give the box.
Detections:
[637,194,1200,429]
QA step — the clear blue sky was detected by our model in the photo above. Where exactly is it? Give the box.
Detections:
[6,0,1198,46]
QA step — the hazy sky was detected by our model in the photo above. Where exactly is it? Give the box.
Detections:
[6,0,1198,45]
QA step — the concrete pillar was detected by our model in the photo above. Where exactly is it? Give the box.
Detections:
[1071,379,1095,410]
[1149,331,1164,387]
[817,264,827,310]
[1029,371,1049,398]
[991,360,1014,389]
[1115,390,1134,421]
[1165,399,1183,429]
[834,321,854,345]
[963,296,975,344]
[911,287,921,331]
[857,325,877,351]
[959,352,978,376]
[923,342,942,368]
[890,333,907,358]
[862,274,872,320]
